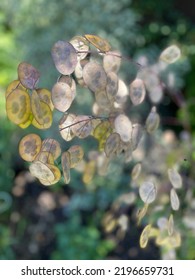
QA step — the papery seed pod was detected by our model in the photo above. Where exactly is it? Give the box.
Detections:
[160,45,181,64]
[51,41,77,75]
[146,106,160,133]
[168,168,182,189]
[140,224,151,248]
[170,188,180,211]
[129,78,146,106]
[114,114,132,142]
[18,62,40,89]
[19,133,42,162]
[139,181,157,204]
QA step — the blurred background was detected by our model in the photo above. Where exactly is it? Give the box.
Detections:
[0,0,195,260]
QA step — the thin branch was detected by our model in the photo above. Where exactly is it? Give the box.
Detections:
[59,115,109,132]
[76,49,142,69]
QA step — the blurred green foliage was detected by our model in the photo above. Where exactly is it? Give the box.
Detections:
[0,0,195,260]
[52,214,115,260]
[0,225,15,259]
[0,17,18,87]
[0,121,16,192]
[178,54,195,132]
[0,5,21,260]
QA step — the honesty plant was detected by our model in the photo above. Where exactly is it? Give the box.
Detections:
[5,34,182,252]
